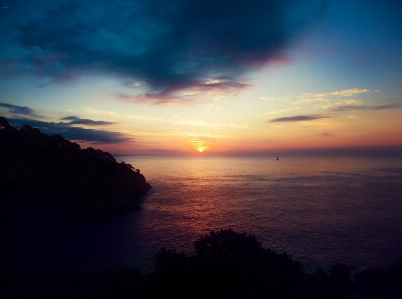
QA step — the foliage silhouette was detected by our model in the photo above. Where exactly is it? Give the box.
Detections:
[0,117,151,211]
[150,229,304,298]
[139,230,401,299]
[355,261,402,299]
[2,228,402,298]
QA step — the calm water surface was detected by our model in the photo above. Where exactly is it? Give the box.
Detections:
[119,156,402,271]
[3,156,402,275]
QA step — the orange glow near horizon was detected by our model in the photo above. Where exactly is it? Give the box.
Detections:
[187,139,211,154]
[61,105,402,157]
[196,144,209,153]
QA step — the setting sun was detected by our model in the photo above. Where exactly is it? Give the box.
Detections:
[197,146,209,152]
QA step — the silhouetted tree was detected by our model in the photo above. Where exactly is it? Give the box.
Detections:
[150,229,304,299]
[355,262,402,299]
[0,116,9,129]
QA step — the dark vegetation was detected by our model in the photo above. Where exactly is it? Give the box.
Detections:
[0,116,151,211]
[2,229,402,299]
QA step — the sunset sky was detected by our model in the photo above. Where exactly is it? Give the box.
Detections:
[1,0,401,156]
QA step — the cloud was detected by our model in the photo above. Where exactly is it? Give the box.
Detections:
[0,102,39,116]
[84,108,164,122]
[259,96,289,101]
[6,117,131,144]
[57,127,129,143]
[118,78,252,105]
[5,0,325,101]
[182,132,232,139]
[335,99,363,105]
[60,116,79,120]
[260,97,275,101]
[60,116,115,126]
[118,93,199,106]
[329,104,401,112]
[258,109,290,116]
[269,115,329,122]
[295,88,370,104]
[167,115,249,129]
[314,88,370,97]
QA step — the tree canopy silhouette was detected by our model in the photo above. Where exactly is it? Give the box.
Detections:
[151,229,303,298]
[2,226,401,298]
[0,117,151,211]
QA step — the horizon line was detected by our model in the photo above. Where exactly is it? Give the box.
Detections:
[114,145,402,158]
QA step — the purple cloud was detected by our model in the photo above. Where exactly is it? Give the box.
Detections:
[329,104,401,112]
[269,115,329,122]
[61,116,115,126]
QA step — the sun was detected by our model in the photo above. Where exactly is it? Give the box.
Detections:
[192,141,209,153]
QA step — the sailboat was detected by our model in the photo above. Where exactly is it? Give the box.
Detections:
[276,156,279,160]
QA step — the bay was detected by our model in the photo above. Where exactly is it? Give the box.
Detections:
[3,156,402,276]
[118,155,402,272]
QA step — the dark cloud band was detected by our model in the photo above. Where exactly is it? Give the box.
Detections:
[0,102,38,116]
[269,115,329,122]
[61,116,115,126]
[6,117,130,144]
[329,104,401,112]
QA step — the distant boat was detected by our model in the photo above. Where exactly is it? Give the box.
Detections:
[276,156,279,160]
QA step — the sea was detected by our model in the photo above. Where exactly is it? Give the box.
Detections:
[3,155,402,277]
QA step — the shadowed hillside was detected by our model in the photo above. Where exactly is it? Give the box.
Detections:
[0,116,151,211]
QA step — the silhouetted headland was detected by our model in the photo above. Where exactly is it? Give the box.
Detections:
[0,116,151,212]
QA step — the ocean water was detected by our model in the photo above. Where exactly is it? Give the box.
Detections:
[3,156,402,276]
[117,155,402,272]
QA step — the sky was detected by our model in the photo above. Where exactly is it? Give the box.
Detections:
[0,0,401,156]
